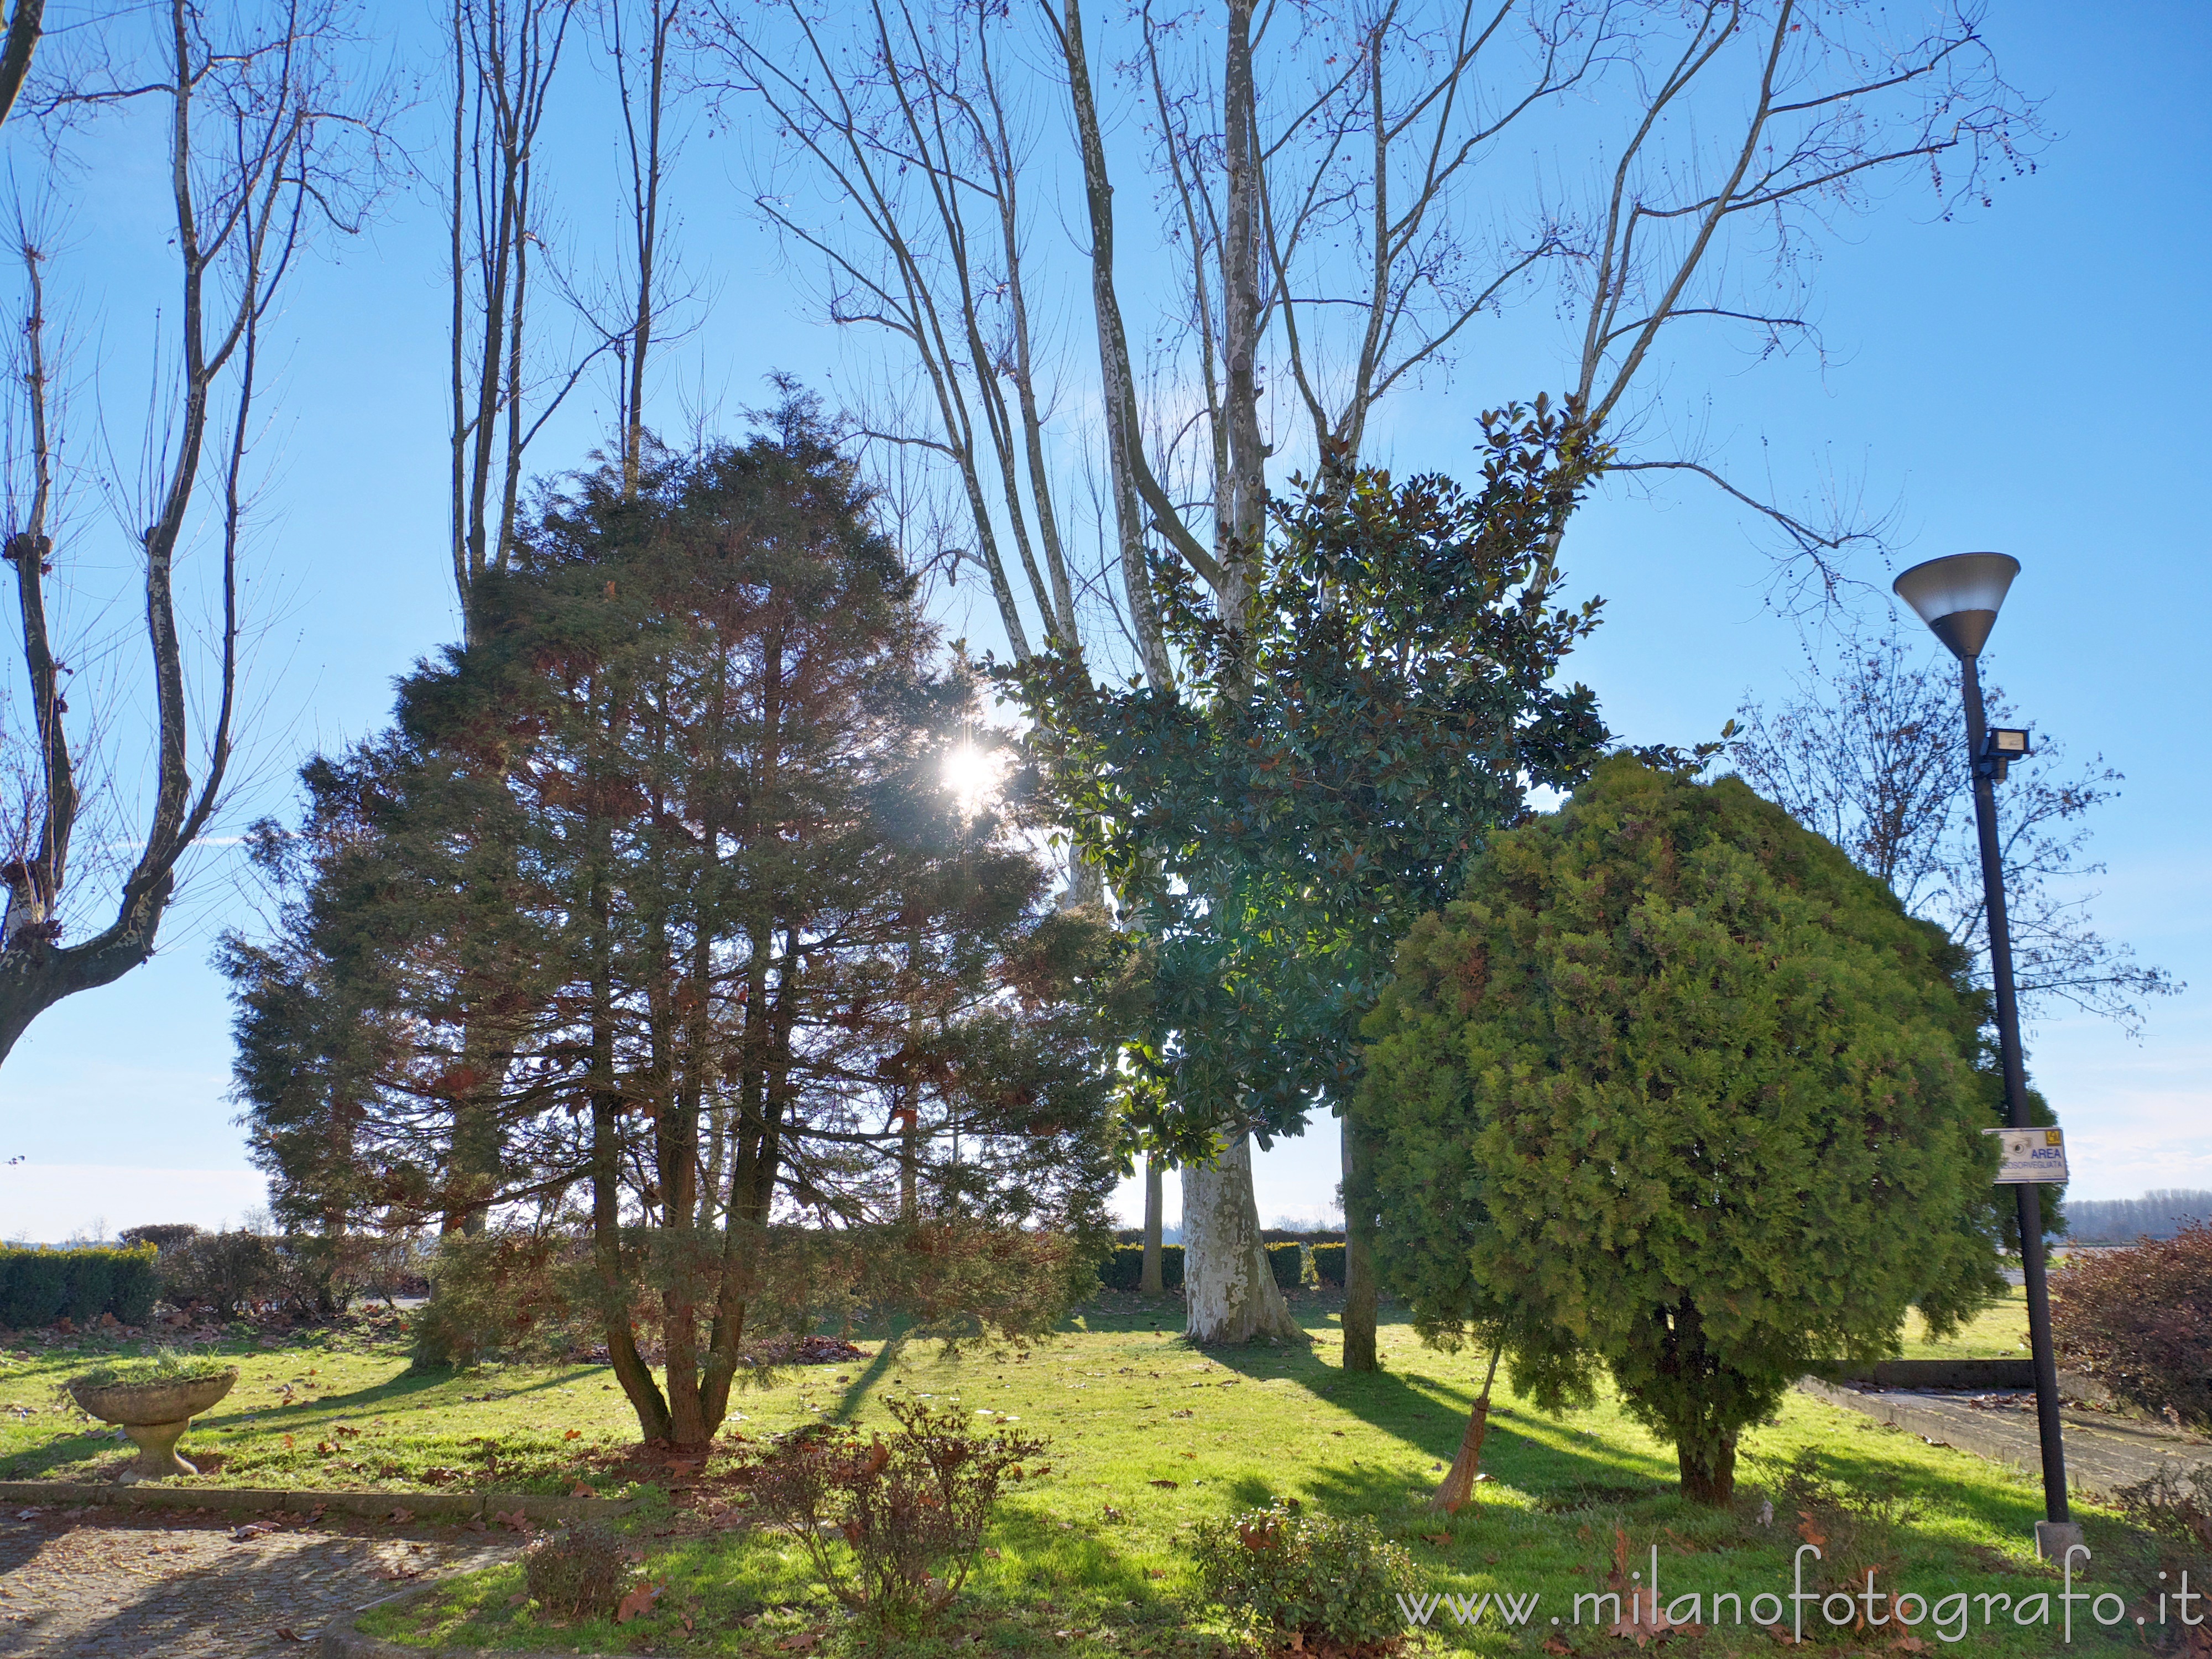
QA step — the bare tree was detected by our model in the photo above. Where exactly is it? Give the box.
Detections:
[450,0,588,638]
[1731,632,2181,1035]
[606,0,686,493]
[697,0,2037,1349]
[0,1,41,128]
[0,0,393,1067]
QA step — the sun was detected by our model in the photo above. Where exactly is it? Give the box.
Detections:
[942,743,1006,814]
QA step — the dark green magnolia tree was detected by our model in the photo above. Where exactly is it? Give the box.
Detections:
[1360,758,2009,1503]
[226,407,1124,1445]
[1011,399,1609,1347]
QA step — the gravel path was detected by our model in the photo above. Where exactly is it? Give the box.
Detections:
[0,1506,512,1657]
[1802,1376,2212,1498]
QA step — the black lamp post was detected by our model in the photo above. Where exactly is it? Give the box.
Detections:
[1891,552,2081,1560]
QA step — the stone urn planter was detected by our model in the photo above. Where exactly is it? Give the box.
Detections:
[68,1369,238,1482]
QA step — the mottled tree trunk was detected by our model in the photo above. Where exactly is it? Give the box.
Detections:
[1139,1154,1165,1295]
[1340,1111,1379,1371]
[1182,1133,1300,1344]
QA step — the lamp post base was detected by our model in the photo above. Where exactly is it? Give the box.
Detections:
[2034,1521,2085,1562]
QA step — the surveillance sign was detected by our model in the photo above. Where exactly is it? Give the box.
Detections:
[1986,1127,2069,1184]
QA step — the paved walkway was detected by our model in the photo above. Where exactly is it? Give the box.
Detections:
[1802,1378,2212,1498]
[0,1507,512,1657]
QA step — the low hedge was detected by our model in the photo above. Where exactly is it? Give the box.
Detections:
[1097,1243,1185,1292]
[0,1245,160,1328]
[1266,1241,1306,1291]
[1310,1242,1346,1286]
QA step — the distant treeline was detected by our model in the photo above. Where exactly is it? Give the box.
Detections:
[2064,1191,2212,1243]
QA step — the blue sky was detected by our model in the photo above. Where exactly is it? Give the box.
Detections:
[2,1,2207,1240]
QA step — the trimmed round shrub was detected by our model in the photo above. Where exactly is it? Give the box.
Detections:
[1361,759,2008,1504]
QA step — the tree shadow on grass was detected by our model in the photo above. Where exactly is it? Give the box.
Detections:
[824,1330,908,1422]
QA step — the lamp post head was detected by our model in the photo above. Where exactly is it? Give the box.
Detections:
[1892,552,2020,660]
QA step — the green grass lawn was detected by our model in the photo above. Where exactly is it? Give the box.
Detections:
[1897,1283,2032,1358]
[2,1293,2185,1655]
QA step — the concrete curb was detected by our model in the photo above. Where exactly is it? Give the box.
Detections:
[1798,1376,2052,1476]
[0,1479,633,1524]
[1797,1376,2212,1499]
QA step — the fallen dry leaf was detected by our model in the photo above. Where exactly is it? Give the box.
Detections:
[274,1627,306,1643]
[563,1428,582,1440]
[614,1580,664,1624]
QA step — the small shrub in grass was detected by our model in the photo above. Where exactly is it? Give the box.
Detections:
[2114,1463,2212,1552]
[2052,1223,2212,1427]
[522,1522,630,1623]
[1192,1501,1418,1657]
[744,1396,1046,1650]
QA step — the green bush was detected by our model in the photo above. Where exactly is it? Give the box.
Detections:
[64,1252,116,1323]
[0,1246,156,1327]
[108,1250,161,1324]
[1310,1242,1347,1285]
[0,1249,69,1328]
[1193,1500,1418,1652]
[1095,1243,1183,1292]
[1266,1241,1306,1291]
[160,1230,296,1318]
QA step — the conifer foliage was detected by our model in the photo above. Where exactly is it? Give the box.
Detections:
[1360,758,2008,1503]
[223,402,1121,1446]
